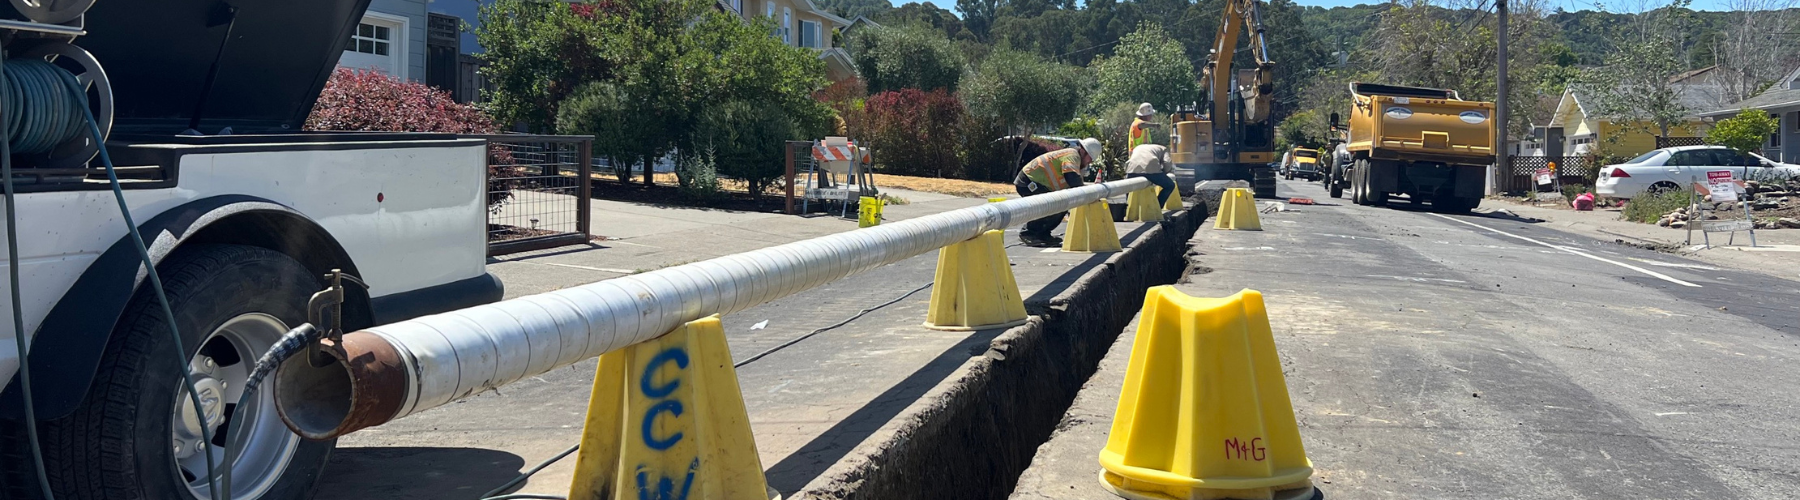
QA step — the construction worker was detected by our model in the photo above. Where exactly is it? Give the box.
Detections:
[1015,138,1105,247]
[1124,143,1177,207]
[1128,103,1159,150]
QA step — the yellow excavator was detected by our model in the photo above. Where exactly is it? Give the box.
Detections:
[1170,0,1278,198]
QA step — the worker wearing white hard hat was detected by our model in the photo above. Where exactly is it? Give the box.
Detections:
[1129,103,1159,150]
[1013,137,1107,247]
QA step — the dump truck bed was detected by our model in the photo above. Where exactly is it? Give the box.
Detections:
[1346,83,1495,165]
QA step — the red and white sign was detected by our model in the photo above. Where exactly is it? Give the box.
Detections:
[813,143,857,162]
[1534,168,1553,186]
[1704,170,1741,202]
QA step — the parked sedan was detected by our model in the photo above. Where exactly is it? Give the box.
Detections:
[1595,145,1800,199]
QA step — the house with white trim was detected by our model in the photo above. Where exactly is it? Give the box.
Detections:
[1698,65,1800,162]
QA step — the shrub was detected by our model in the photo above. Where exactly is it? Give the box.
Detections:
[1707,109,1779,155]
[863,88,966,178]
[306,68,495,133]
[844,24,964,94]
[1622,188,1691,224]
[677,149,723,202]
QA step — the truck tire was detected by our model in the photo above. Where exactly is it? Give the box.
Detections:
[35,244,334,500]
[1363,160,1388,206]
[1329,177,1343,199]
[1351,159,1369,205]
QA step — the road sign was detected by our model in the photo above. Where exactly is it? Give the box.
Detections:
[1534,168,1553,186]
[1705,170,1740,202]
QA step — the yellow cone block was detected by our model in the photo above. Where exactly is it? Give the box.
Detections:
[1213,187,1262,231]
[1099,287,1314,500]
[858,196,884,228]
[1063,200,1123,253]
[568,315,774,500]
[1163,189,1184,210]
[1125,187,1165,222]
[924,230,1028,331]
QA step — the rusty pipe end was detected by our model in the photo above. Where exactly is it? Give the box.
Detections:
[274,331,409,440]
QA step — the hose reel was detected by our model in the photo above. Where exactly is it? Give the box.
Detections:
[5,41,113,171]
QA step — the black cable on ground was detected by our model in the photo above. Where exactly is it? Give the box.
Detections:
[478,280,938,500]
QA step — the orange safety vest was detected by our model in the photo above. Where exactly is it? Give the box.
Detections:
[1021,148,1085,191]
[1129,118,1152,150]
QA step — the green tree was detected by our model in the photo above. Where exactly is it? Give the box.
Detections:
[962,48,1088,167]
[477,0,632,131]
[846,24,966,93]
[1706,109,1778,155]
[685,12,831,195]
[875,2,972,41]
[510,1,827,192]
[1575,2,1696,138]
[960,48,1087,178]
[1275,109,1328,151]
[557,81,657,183]
[1087,22,1198,114]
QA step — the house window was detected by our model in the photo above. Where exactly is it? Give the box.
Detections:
[340,12,408,78]
[352,22,392,57]
[764,1,773,18]
[800,20,819,48]
[782,7,793,44]
[730,0,741,12]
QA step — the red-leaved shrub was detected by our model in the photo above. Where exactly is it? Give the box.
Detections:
[863,88,964,178]
[306,68,496,133]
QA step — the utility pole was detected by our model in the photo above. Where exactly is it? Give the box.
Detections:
[1494,0,1509,196]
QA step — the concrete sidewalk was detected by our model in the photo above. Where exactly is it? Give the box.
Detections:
[313,186,1182,499]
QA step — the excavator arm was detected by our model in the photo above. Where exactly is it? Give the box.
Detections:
[1199,0,1276,141]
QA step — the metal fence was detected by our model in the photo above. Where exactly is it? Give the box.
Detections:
[1501,155,1597,193]
[474,134,593,256]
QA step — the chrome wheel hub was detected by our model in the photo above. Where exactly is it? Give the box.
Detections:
[168,313,301,500]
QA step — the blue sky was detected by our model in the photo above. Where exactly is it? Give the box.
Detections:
[903,0,1744,13]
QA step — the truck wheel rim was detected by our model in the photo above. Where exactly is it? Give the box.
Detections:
[171,313,301,500]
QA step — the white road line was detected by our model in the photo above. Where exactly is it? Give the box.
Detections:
[1428,214,1702,288]
[528,261,638,274]
[1367,275,1468,284]
[1627,257,1721,271]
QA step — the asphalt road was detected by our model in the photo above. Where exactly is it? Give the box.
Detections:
[1168,179,1800,498]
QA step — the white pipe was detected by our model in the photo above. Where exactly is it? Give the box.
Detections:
[275,177,1154,439]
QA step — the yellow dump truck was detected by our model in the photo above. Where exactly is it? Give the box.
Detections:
[1335,82,1495,213]
[1283,147,1322,181]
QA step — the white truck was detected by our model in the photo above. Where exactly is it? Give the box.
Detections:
[0,2,501,499]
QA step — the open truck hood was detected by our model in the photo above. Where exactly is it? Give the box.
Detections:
[79,0,375,135]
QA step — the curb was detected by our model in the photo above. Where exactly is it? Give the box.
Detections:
[794,207,1204,499]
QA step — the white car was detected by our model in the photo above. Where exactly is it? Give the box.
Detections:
[1596,145,1800,199]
